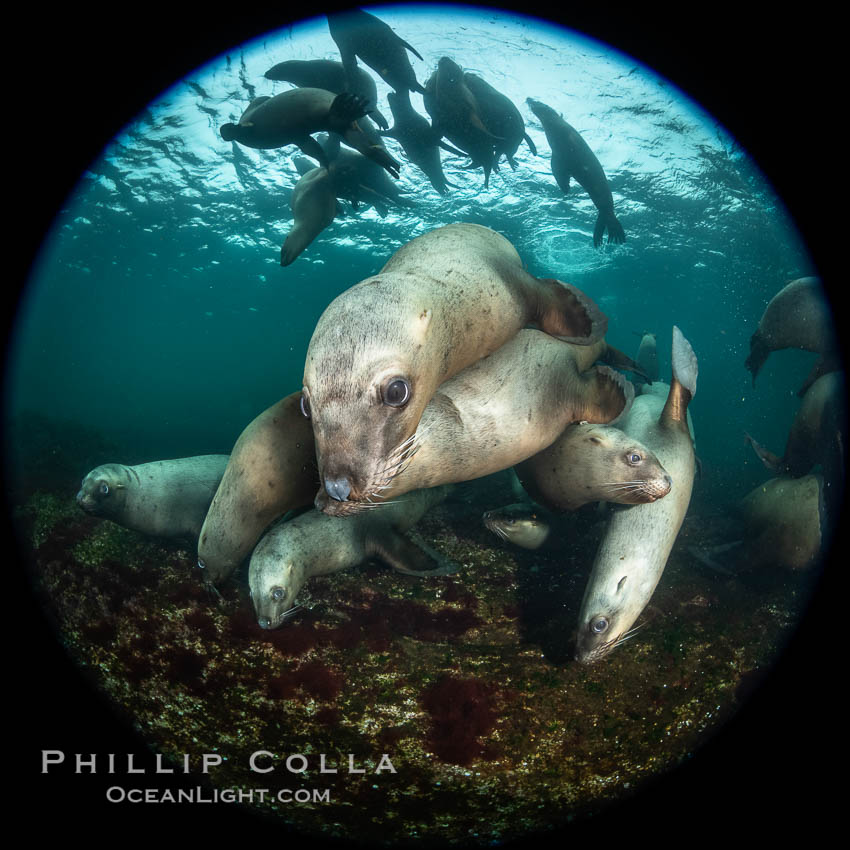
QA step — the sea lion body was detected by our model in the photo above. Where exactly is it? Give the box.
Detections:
[745,277,836,392]
[515,422,672,512]
[316,330,634,513]
[463,73,536,169]
[575,327,698,664]
[737,474,825,570]
[281,166,338,266]
[634,331,659,384]
[249,486,455,629]
[76,455,229,541]
[380,90,454,195]
[219,88,399,178]
[197,393,318,586]
[264,58,388,129]
[424,58,500,187]
[526,97,625,247]
[303,222,608,515]
[327,8,425,95]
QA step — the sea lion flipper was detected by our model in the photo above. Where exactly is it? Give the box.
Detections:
[579,365,635,426]
[399,38,424,62]
[744,432,783,472]
[327,92,370,134]
[297,135,330,169]
[369,527,459,576]
[535,278,608,343]
[601,345,650,382]
[437,140,467,157]
[662,326,698,427]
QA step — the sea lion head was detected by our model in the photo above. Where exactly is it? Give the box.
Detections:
[249,542,308,630]
[574,424,672,504]
[436,56,463,85]
[303,289,435,516]
[219,123,240,142]
[483,504,552,550]
[526,98,558,125]
[76,463,130,517]
[574,564,650,664]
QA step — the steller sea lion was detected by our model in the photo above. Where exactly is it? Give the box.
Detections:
[379,89,462,195]
[314,329,635,515]
[264,58,388,129]
[197,393,318,587]
[280,166,339,266]
[77,455,229,541]
[423,58,502,188]
[219,88,400,179]
[526,97,626,248]
[515,422,672,513]
[327,8,426,95]
[744,276,838,395]
[302,222,608,515]
[249,486,456,629]
[462,72,536,169]
[575,326,698,664]
[735,474,825,571]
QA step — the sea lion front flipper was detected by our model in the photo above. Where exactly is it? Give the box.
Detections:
[399,37,424,62]
[369,528,459,576]
[437,140,468,157]
[296,135,330,169]
[575,365,635,426]
[369,108,389,130]
[601,345,650,382]
[327,92,370,135]
[535,278,609,344]
[523,132,538,156]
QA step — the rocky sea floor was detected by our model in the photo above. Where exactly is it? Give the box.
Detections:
[16,475,816,845]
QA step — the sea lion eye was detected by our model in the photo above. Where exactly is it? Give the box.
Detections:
[99,483,109,495]
[383,377,411,407]
[300,393,311,419]
[271,586,285,601]
[590,616,609,634]
[627,452,642,465]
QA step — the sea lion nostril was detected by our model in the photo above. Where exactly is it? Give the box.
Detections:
[325,476,352,502]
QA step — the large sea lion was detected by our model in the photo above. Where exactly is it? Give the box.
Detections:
[423,58,501,188]
[515,422,672,512]
[280,166,339,266]
[379,89,461,195]
[302,222,608,514]
[264,58,388,129]
[526,97,626,247]
[219,89,400,178]
[463,73,536,169]
[197,393,318,587]
[735,474,825,571]
[314,330,635,514]
[249,486,455,629]
[76,455,229,541]
[575,326,698,664]
[327,8,426,95]
[744,277,838,395]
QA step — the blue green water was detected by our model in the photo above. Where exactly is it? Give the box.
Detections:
[3,4,824,512]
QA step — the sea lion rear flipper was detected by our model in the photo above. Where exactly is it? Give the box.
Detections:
[438,140,468,157]
[369,528,459,576]
[592,213,607,249]
[744,331,769,386]
[744,432,783,472]
[661,325,698,428]
[606,213,626,245]
[535,278,608,344]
